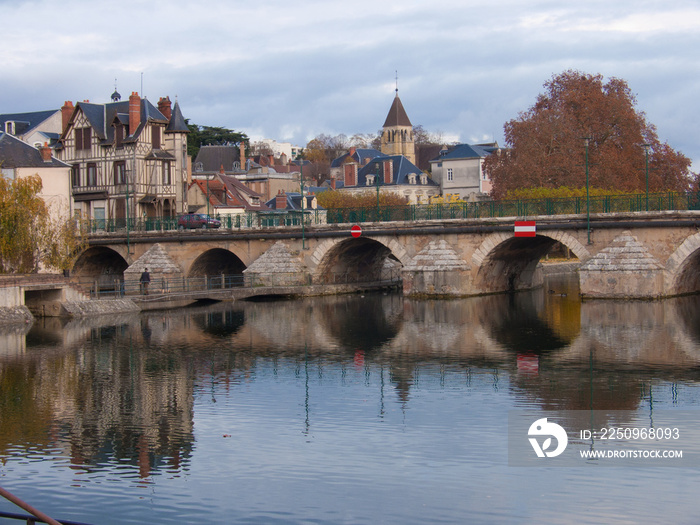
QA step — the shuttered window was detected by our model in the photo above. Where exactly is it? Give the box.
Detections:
[152,126,161,149]
[75,127,91,151]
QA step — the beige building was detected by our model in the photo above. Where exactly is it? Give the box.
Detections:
[429,143,499,199]
[0,132,72,216]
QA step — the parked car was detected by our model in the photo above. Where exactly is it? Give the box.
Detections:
[178,213,221,230]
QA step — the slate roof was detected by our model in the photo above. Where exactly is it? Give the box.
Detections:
[354,155,438,187]
[0,110,58,136]
[194,145,241,172]
[330,148,384,168]
[166,100,189,133]
[0,132,69,168]
[61,98,171,147]
[431,143,498,162]
[430,143,499,162]
[383,94,412,128]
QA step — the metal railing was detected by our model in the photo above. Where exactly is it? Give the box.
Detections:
[76,270,403,300]
[84,191,700,233]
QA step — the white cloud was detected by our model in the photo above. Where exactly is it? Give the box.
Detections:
[0,0,698,170]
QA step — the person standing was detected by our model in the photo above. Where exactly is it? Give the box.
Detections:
[140,267,151,295]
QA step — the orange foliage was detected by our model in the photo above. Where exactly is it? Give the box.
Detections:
[485,70,696,199]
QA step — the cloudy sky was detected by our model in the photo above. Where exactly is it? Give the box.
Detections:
[2,0,699,170]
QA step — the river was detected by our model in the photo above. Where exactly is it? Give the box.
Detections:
[1,274,700,524]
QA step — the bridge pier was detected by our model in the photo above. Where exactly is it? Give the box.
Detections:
[579,231,667,298]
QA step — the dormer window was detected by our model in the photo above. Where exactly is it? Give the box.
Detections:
[408,173,417,185]
[420,174,428,185]
[366,174,375,186]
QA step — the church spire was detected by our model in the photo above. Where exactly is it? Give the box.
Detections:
[380,73,415,164]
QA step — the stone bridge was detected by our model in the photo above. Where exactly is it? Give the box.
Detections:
[77,210,700,298]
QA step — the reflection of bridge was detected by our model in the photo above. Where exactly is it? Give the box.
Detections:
[78,211,700,298]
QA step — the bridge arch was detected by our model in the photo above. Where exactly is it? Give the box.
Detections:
[72,246,129,281]
[665,232,700,295]
[187,248,246,278]
[312,236,406,283]
[472,231,590,293]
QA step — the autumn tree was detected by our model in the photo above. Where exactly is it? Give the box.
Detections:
[0,175,48,272]
[0,175,87,274]
[42,208,89,273]
[484,70,695,198]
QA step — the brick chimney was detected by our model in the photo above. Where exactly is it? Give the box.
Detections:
[39,142,52,162]
[239,143,246,170]
[129,92,141,136]
[61,101,74,133]
[157,96,172,120]
[383,160,393,184]
[344,164,357,187]
[330,178,336,190]
[268,154,275,166]
[349,146,356,157]
[276,190,287,210]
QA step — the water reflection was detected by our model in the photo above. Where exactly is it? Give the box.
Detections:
[1,276,700,523]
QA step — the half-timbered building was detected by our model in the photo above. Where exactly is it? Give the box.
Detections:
[56,92,189,227]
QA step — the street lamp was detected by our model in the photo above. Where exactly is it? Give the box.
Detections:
[642,143,651,211]
[206,174,210,218]
[583,137,591,245]
[300,161,305,250]
[375,172,381,219]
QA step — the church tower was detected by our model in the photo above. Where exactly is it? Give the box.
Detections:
[380,84,415,164]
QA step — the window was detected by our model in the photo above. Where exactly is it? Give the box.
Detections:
[71,164,81,187]
[75,127,91,151]
[447,168,453,182]
[408,174,417,185]
[87,163,97,186]
[114,161,126,185]
[115,124,124,148]
[162,161,171,185]
[152,126,161,149]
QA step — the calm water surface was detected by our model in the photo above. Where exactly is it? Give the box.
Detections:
[1,274,700,524]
